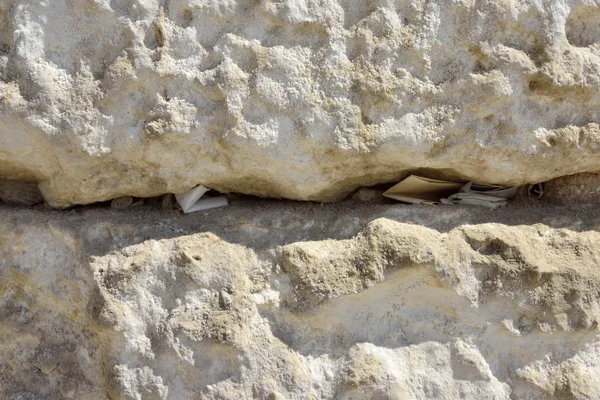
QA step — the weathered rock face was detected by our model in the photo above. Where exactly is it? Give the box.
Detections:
[544,172,600,204]
[1,0,600,206]
[2,202,600,399]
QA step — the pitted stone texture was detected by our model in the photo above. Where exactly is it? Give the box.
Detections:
[2,205,600,399]
[2,1,600,205]
[544,172,600,204]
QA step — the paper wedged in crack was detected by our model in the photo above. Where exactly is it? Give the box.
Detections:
[175,185,228,213]
[2,1,600,205]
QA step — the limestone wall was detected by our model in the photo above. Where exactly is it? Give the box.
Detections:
[1,1,600,205]
[2,203,600,399]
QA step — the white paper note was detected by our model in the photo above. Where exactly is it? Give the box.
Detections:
[175,185,228,213]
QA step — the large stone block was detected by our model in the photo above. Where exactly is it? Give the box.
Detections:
[2,0,600,206]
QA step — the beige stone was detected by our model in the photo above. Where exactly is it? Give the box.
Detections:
[2,203,600,399]
[2,1,600,205]
[544,172,600,204]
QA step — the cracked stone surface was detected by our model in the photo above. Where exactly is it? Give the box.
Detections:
[1,200,600,399]
[2,1,600,205]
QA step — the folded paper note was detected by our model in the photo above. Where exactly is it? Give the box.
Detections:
[528,183,545,199]
[111,196,134,209]
[111,196,144,210]
[175,185,228,213]
[441,192,510,209]
[462,182,519,199]
[384,175,518,208]
[383,175,465,204]
[440,182,519,208]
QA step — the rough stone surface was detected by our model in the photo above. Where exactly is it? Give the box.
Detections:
[2,1,600,205]
[544,172,600,204]
[0,179,43,205]
[1,200,600,399]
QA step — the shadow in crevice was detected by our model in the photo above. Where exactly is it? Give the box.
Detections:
[0,195,598,261]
